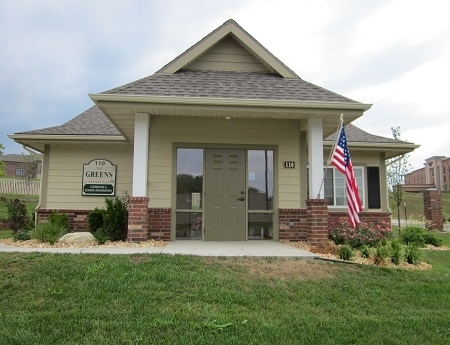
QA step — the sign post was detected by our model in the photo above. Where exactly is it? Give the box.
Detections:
[82,159,117,196]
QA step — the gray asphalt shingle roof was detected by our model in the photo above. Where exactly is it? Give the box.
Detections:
[16,106,403,145]
[325,124,410,144]
[16,106,121,136]
[101,69,358,103]
[1,154,42,162]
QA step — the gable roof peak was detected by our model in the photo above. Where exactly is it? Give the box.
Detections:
[158,19,299,78]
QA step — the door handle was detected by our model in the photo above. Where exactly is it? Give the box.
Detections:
[237,196,245,201]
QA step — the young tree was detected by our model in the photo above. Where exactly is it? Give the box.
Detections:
[386,127,412,229]
[21,152,40,184]
[0,143,5,177]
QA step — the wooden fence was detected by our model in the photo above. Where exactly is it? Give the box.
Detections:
[0,179,40,195]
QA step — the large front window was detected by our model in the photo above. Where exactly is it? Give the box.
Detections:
[175,148,203,239]
[324,167,364,207]
[247,150,274,239]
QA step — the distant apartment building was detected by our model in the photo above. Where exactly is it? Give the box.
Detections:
[404,156,450,192]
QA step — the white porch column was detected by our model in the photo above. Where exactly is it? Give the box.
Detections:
[308,118,324,199]
[299,130,308,207]
[132,113,150,197]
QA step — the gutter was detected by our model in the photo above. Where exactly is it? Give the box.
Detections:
[90,93,373,112]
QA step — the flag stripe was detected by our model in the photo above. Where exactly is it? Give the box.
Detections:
[331,125,362,227]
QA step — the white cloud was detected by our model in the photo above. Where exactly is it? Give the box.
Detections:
[0,0,449,171]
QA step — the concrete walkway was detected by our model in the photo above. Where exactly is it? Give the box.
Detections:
[0,240,318,259]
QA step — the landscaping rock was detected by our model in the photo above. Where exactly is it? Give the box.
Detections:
[58,232,96,245]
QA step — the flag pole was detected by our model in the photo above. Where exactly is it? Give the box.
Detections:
[316,114,344,199]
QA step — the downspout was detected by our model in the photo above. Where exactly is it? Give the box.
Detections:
[22,145,43,228]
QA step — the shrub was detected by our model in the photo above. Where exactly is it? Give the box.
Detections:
[2,198,29,233]
[338,245,354,261]
[360,245,371,258]
[103,197,128,241]
[13,229,31,242]
[88,208,105,232]
[93,227,110,245]
[423,233,442,247]
[31,222,64,245]
[390,240,403,265]
[49,213,69,231]
[329,218,391,248]
[400,226,426,247]
[404,244,421,265]
[373,245,389,266]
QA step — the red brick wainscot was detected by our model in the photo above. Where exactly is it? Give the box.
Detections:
[328,211,392,230]
[36,209,90,232]
[148,208,171,241]
[278,209,308,241]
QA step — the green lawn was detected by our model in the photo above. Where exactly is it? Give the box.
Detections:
[0,193,39,220]
[0,248,449,345]
[391,192,450,221]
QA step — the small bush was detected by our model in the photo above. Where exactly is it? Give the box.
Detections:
[373,245,389,266]
[401,226,426,247]
[13,229,31,242]
[423,233,442,247]
[49,213,69,231]
[88,208,105,233]
[103,197,128,241]
[329,218,391,248]
[338,245,354,261]
[404,244,421,265]
[2,198,29,233]
[93,227,110,245]
[390,240,403,265]
[32,222,64,245]
[360,245,371,258]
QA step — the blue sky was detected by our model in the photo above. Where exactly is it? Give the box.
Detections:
[1,0,449,170]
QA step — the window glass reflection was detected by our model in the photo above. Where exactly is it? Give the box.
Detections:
[176,149,203,210]
[248,213,273,239]
[248,150,273,210]
[176,212,202,239]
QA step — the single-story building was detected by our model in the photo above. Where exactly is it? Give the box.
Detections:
[0,153,42,179]
[9,19,419,243]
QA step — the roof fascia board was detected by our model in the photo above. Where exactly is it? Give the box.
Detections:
[324,140,420,150]
[161,24,230,74]
[160,20,298,78]
[9,134,127,142]
[90,93,372,112]
[228,25,298,78]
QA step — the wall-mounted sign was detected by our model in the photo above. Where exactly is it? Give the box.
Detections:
[82,159,116,196]
[284,161,295,168]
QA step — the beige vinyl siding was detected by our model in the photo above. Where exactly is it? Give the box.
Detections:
[43,144,133,210]
[185,36,269,73]
[149,116,301,209]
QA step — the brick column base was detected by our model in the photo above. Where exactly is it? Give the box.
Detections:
[127,197,149,242]
[306,199,328,245]
[423,189,443,230]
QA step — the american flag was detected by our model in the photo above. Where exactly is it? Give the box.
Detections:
[331,125,362,227]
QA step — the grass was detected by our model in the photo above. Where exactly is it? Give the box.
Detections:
[0,193,39,220]
[0,230,12,239]
[0,249,450,344]
[391,191,450,221]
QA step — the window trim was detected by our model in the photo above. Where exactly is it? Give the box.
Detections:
[324,166,365,209]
